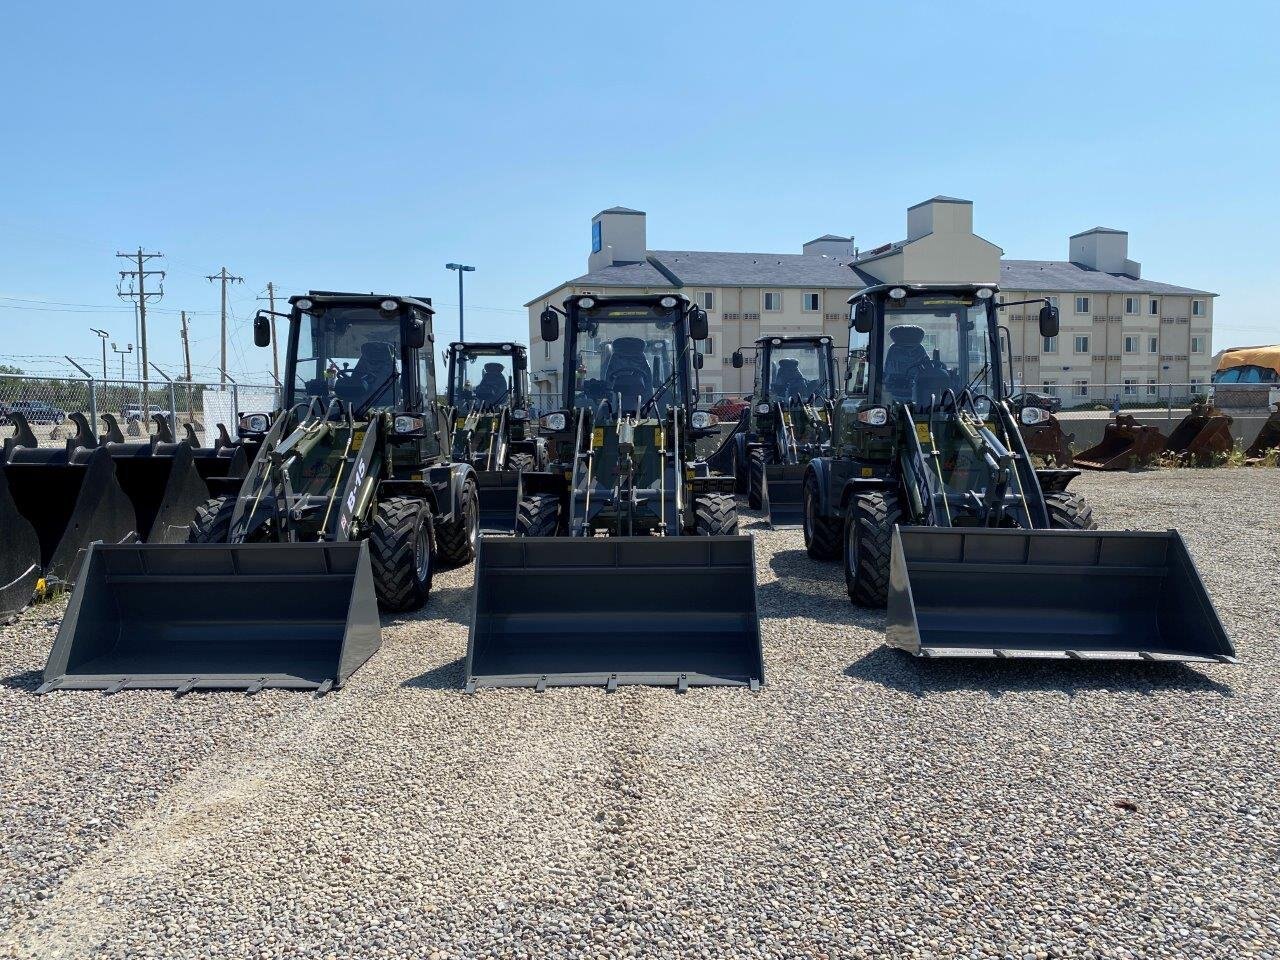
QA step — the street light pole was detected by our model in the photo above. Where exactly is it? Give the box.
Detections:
[445,262,475,341]
[90,328,110,378]
[111,341,133,381]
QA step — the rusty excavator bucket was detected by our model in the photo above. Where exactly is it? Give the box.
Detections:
[1245,404,1280,459]
[1075,415,1167,470]
[1,413,137,591]
[886,527,1236,663]
[466,536,763,692]
[1019,414,1075,467]
[1164,405,1235,464]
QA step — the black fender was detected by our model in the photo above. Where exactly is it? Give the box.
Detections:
[518,469,568,499]
[507,439,538,459]
[803,459,833,520]
[838,477,896,512]
[426,461,477,523]
[377,478,443,518]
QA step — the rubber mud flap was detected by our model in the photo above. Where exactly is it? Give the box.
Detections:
[42,541,381,692]
[885,526,1236,663]
[466,535,763,689]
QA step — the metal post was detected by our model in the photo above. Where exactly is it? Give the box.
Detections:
[232,383,240,424]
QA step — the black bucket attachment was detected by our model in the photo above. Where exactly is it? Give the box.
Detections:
[182,423,251,495]
[886,527,1236,663]
[467,535,763,691]
[763,463,805,527]
[476,469,519,532]
[0,466,41,622]
[1246,405,1280,458]
[101,435,212,544]
[40,541,382,693]
[3,414,137,589]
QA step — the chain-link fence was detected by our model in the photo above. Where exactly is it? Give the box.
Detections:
[0,374,280,448]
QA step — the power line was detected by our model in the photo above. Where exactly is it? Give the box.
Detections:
[117,248,165,418]
[206,266,244,386]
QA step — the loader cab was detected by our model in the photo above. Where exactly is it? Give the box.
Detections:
[755,336,838,403]
[557,294,702,419]
[446,342,528,412]
[275,293,437,417]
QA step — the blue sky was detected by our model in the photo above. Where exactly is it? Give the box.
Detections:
[2,0,1277,381]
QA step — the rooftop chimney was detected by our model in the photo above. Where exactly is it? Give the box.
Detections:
[588,207,647,274]
[907,196,974,242]
[1069,227,1141,278]
[802,235,854,258]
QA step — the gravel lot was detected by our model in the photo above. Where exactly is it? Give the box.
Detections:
[0,468,1277,959]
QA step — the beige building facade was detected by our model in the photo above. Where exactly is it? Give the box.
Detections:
[526,200,1215,406]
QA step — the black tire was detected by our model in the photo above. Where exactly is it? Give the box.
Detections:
[843,489,903,608]
[435,476,480,566]
[188,496,234,543]
[802,472,841,561]
[507,452,536,474]
[370,496,434,612]
[515,493,560,537]
[747,447,767,510]
[1045,491,1097,530]
[730,441,748,496]
[694,494,739,536]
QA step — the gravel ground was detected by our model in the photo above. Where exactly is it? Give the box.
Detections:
[0,468,1277,959]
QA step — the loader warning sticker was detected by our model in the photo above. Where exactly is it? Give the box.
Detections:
[592,428,605,448]
[351,429,365,451]
[915,423,932,444]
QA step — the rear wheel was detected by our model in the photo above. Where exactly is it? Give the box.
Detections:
[188,496,234,543]
[515,493,560,537]
[747,448,767,509]
[803,472,841,561]
[729,441,748,496]
[370,496,434,612]
[694,494,739,536]
[507,452,536,474]
[435,476,480,566]
[1045,491,1096,530]
[844,489,903,608]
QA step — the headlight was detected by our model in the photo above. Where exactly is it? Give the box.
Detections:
[239,414,269,432]
[511,409,529,421]
[453,344,466,353]
[856,407,888,426]
[691,411,719,429]
[380,299,399,312]
[541,412,567,431]
[578,297,595,309]
[659,296,678,308]
[501,343,512,351]
[975,287,994,300]
[295,298,313,311]
[394,415,425,433]
[770,338,782,345]
[889,287,907,300]
[1020,406,1050,425]
[755,402,771,415]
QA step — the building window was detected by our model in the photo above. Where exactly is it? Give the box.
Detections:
[1047,296,1059,309]
[1192,299,1205,316]
[1148,335,1159,353]
[1124,296,1139,315]
[1073,379,1089,397]
[1123,379,1138,396]
[1042,335,1058,353]
[1073,335,1090,354]
[1146,378,1158,396]
[1191,335,1205,354]
[802,292,821,312]
[1190,378,1203,390]
[703,336,714,355]
[1124,335,1139,354]
[763,291,782,311]
[1075,296,1090,314]
[1041,380,1058,396]
[1148,297,1160,316]
[697,291,715,311]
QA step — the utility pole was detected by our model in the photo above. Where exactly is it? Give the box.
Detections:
[257,281,281,384]
[180,310,195,423]
[206,267,243,386]
[117,248,164,420]
[445,262,476,341]
[89,328,110,378]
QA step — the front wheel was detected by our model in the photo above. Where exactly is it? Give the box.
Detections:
[515,493,560,537]
[747,448,767,510]
[1045,491,1096,530]
[188,496,234,543]
[802,472,841,561]
[507,452,536,474]
[694,494,739,536]
[435,476,480,566]
[843,489,903,608]
[370,496,435,612]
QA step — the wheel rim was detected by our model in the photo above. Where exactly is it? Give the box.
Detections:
[414,523,431,582]
[844,513,858,582]
[467,486,479,548]
[803,487,815,541]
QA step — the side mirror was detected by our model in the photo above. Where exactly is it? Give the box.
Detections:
[731,350,744,369]
[693,352,704,370]
[1038,304,1060,339]
[253,312,271,348]
[853,300,875,335]
[540,308,560,343]
[688,306,709,342]
[403,314,426,349]
[513,351,528,371]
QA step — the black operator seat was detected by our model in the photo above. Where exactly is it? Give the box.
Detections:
[473,363,509,405]
[883,325,931,401]
[771,357,808,399]
[604,337,652,412]
[335,340,397,404]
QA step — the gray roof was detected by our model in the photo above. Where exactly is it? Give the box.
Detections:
[571,259,673,287]
[1069,226,1126,238]
[595,206,644,216]
[1001,260,1214,296]
[908,195,971,209]
[806,234,851,242]
[647,250,859,287]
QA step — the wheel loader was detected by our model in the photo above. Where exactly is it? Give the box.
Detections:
[722,335,838,526]
[466,293,762,692]
[41,292,481,693]
[801,282,1234,663]
[445,341,546,530]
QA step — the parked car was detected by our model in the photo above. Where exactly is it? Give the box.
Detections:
[1,400,67,424]
[121,404,176,425]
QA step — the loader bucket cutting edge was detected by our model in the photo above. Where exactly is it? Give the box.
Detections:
[466,535,763,689]
[886,527,1236,663]
[42,541,382,692]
